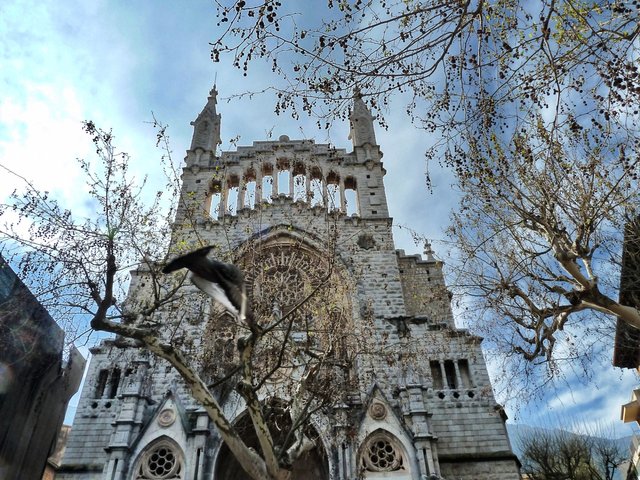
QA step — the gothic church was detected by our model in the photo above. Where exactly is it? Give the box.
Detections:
[58,87,520,479]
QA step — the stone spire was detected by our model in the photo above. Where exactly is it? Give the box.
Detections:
[190,85,221,152]
[348,90,377,148]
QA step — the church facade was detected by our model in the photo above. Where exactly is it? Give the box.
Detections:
[58,88,520,480]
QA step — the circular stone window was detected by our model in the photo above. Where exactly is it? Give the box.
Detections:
[136,441,183,479]
[362,434,404,472]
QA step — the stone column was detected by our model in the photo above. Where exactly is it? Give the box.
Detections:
[453,360,463,389]
[322,181,328,209]
[273,169,279,197]
[289,167,294,198]
[221,178,229,216]
[189,410,209,480]
[439,361,447,389]
[238,176,246,210]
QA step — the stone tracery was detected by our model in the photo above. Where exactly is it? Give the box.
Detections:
[133,439,184,480]
[360,432,407,475]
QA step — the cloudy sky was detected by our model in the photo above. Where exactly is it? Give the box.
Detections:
[1,0,638,436]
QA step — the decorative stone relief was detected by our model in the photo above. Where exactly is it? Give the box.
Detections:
[157,408,176,428]
[369,401,387,420]
[357,233,376,250]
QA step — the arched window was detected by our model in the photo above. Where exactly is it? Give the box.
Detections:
[208,180,223,219]
[277,160,291,196]
[243,169,257,210]
[95,369,109,398]
[108,367,121,399]
[444,360,456,389]
[133,438,184,480]
[261,164,273,202]
[326,171,340,212]
[227,175,240,216]
[309,167,324,207]
[292,162,306,202]
[344,176,359,216]
[94,367,120,399]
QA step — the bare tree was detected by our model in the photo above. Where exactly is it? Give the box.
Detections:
[519,425,627,480]
[446,113,640,389]
[211,0,640,390]
[0,123,366,480]
[211,1,639,137]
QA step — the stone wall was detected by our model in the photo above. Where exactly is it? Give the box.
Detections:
[440,459,521,480]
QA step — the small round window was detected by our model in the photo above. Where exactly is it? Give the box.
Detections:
[362,434,404,472]
[135,440,183,479]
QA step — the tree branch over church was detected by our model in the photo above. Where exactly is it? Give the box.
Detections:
[0,121,361,480]
[211,0,640,386]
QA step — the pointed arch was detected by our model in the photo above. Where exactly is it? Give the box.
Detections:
[213,408,330,480]
[207,179,223,219]
[226,175,240,216]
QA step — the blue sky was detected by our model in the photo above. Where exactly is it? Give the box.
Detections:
[1,0,638,436]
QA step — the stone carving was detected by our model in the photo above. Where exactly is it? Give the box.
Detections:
[157,408,176,427]
[369,401,387,420]
[357,233,376,250]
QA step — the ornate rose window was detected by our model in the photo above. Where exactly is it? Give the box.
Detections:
[361,432,407,474]
[244,240,353,383]
[134,439,184,480]
[203,237,355,388]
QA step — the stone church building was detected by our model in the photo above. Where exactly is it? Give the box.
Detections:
[58,87,520,479]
